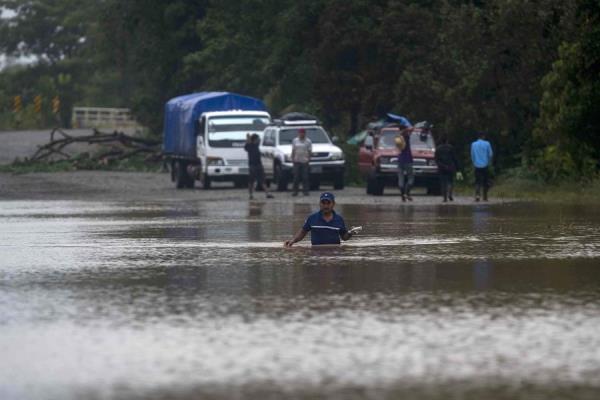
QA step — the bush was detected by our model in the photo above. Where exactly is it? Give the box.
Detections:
[339,143,363,186]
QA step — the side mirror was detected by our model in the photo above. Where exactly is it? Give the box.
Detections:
[331,135,339,144]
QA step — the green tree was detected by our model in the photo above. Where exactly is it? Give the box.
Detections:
[96,0,208,133]
[534,0,600,180]
[0,0,98,64]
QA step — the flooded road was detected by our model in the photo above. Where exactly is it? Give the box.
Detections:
[1,199,600,399]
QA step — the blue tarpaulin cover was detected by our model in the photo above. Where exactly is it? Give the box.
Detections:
[346,114,412,144]
[163,92,267,157]
[386,113,412,127]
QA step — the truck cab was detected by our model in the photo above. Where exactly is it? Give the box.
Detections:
[162,92,270,189]
[196,111,270,188]
[359,123,439,195]
[260,115,345,191]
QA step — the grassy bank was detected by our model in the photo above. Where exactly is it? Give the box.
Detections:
[491,177,600,204]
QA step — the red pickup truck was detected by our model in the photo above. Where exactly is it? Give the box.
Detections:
[358,125,439,195]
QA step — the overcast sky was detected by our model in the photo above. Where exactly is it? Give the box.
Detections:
[1,7,16,19]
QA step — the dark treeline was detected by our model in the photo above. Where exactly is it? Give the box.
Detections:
[0,0,598,180]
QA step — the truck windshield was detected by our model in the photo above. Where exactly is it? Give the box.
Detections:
[378,130,400,149]
[279,127,330,145]
[410,130,435,149]
[378,130,435,150]
[208,116,270,147]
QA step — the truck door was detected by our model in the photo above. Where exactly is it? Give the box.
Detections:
[196,116,207,162]
[260,129,275,176]
[358,134,375,177]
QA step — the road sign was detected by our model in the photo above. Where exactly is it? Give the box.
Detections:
[52,96,60,114]
[34,95,42,113]
[13,95,22,113]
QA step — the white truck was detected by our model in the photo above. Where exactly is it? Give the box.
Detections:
[163,92,270,189]
[260,113,345,191]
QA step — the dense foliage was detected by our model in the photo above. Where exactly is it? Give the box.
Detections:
[0,0,597,180]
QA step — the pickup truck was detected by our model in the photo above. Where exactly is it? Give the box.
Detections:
[163,92,271,189]
[358,123,439,195]
[260,114,345,191]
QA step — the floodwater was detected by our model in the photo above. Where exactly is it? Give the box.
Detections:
[1,200,600,400]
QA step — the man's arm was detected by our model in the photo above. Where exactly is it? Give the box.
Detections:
[284,227,308,247]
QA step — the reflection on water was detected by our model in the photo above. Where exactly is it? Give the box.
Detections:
[1,200,600,399]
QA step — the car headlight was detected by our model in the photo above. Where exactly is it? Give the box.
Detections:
[284,154,292,163]
[207,157,225,166]
[427,159,437,166]
[331,152,344,161]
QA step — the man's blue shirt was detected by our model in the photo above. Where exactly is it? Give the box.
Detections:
[302,211,347,245]
[471,139,493,168]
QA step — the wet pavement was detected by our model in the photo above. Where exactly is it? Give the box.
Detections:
[1,199,600,399]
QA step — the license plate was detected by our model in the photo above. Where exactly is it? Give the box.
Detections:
[311,165,322,173]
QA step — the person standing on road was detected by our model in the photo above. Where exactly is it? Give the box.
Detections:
[470,131,493,201]
[291,128,312,196]
[284,192,358,247]
[244,133,274,200]
[435,135,460,202]
[396,126,414,202]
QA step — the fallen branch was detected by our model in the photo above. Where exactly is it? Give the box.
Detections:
[28,128,162,167]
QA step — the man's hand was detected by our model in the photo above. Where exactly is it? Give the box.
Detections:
[284,239,294,247]
[348,226,363,235]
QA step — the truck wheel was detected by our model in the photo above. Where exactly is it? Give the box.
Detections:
[186,174,195,189]
[366,173,378,195]
[367,173,384,196]
[274,163,287,191]
[170,160,176,182]
[202,173,211,189]
[234,178,247,188]
[175,160,189,189]
[427,185,441,196]
[373,180,384,195]
[333,172,345,190]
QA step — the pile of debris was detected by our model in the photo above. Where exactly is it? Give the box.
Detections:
[29,128,162,166]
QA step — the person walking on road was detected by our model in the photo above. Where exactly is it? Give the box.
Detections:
[244,133,274,200]
[435,135,460,202]
[284,192,359,247]
[396,126,414,202]
[470,131,493,201]
[291,128,312,196]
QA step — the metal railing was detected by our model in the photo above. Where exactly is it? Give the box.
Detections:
[71,107,141,129]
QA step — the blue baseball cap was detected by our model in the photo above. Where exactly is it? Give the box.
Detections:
[320,192,335,202]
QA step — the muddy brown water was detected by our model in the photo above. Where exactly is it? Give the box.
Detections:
[1,200,599,399]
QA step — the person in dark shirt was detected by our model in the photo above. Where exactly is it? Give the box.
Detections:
[397,126,414,201]
[435,135,460,202]
[284,192,358,246]
[244,133,273,200]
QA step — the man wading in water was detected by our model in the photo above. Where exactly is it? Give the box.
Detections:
[284,192,360,247]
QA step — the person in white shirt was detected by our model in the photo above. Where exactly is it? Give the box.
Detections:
[291,128,312,196]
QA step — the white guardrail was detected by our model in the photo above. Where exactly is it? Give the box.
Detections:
[71,107,142,129]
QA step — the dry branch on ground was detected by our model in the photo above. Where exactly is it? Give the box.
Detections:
[29,128,162,165]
